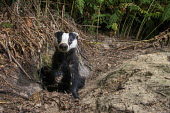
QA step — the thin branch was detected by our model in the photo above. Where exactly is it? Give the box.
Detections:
[41,1,69,5]
[0,41,31,80]
[0,88,29,100]
[81,25,101,28]
[0,102,12,104]
[61,5,65,29]
[47,8,59,30]
[5,34,12,62]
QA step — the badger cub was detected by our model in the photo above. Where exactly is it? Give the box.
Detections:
[52,31,85,98]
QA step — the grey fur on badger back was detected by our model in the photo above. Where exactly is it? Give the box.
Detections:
[51,31,89,98]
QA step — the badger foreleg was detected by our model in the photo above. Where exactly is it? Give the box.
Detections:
[71,74,79,98]
[69,63,84,98]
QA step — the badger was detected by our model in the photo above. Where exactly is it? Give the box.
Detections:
[51,31,88,98]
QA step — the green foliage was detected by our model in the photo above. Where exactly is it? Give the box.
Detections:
[129,4,141,12]
[55,0,170,40]
[120,0,133,3]
[1,22,13,28]
[148,12,161,19]
[161,4,170,21]
[140,0,152,4]
[0,0,169,40]
[111,23,118,31]
[41,53,51,67]
[75,0,85,14]
[0,1,3,7]
[0,0,5,11]
[106,10,123,29]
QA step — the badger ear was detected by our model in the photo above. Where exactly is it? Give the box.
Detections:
[54,31,63,38]
[72,32,79,39]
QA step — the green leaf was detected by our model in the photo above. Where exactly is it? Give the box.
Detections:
[75,0,85,14]
[140,0,152,4]
[129,4,141,12]
[1,22,13,28]
[148,12,161,19]
[120,0,133,3]
[111,23,118,31]
[161,4,170,21]
[109,12,121,24]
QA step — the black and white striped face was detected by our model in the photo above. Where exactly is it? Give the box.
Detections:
[54,32,78,52]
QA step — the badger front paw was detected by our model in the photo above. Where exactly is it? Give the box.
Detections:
[51,70,63,83]
[55,74,63,83]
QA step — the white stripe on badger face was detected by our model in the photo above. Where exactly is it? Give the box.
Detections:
[61,33,69,45]
[58,33,69,52]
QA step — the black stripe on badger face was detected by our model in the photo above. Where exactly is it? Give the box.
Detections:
[54,32,78,52]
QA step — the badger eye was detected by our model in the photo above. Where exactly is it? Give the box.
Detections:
[68,38,73,45]
[57,37,62,44]
[57,39,61,43]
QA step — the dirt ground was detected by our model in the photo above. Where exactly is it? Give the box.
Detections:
[0,8,170,112]
[1,34,170,113]
[81,51,170,113]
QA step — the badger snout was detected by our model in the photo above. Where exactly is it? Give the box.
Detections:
[58,43,68,52]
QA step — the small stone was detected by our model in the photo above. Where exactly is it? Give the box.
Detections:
[102,44,110,49]
[0,106,4,112]
[35,102,42,107]
[44,104,49,109]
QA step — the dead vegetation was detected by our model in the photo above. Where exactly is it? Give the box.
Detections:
[0,1,170,113]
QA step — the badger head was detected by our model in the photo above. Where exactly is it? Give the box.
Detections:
[54,32,79,52]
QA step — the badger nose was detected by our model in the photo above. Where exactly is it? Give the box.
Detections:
[59,43,68,51]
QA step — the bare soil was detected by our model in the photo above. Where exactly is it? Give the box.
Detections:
[1,37,170,113]
[0,8,170,112]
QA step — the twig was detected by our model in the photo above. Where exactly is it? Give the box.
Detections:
[1,73,14,89]
[155,91,167,97]
[61,5,65,29]
[5,34,12,62]
[47,8,59,30]
[116,42,142,51]
[0,41,31,80]
[0,102,12,104]
[81,25,101,28]
[165,77,170,80]
[0,88,29,100]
